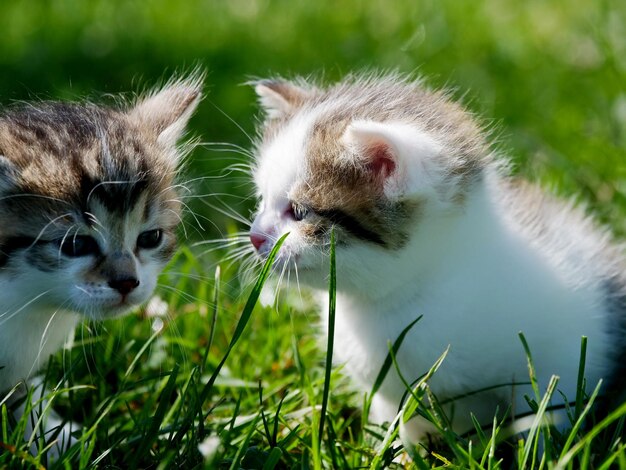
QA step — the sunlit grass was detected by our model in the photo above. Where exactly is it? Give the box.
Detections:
[2,235,626,468]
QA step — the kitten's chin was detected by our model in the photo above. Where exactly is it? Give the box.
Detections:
[73,298,146,321]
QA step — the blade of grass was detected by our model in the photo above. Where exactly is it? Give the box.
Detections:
[272,393,287,448]
[559,379,602,458]
[556,400,626,469]
[574,336,588,419]
[129,364,180,467]
[519,331,552,464]
[318,228,336,446]
[174,232,289,445]
[201,265,221,373]
[259,381,272,445]
[518,332,541,401]
[370,316,422,399]
[519,374,559,470]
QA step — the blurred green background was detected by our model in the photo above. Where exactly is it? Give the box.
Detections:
[0,0,624,237]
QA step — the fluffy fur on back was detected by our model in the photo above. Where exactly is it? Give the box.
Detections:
[248,72,626,439]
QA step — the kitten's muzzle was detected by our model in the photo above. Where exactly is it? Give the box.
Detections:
[108,277,140,296]
[250,233,267,251]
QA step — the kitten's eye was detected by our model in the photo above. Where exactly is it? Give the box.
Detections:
[60,235,100,257]
[288,202,309,222]
[137,229,163,249]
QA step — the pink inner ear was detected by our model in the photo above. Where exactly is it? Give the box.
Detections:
[366,142,396,179]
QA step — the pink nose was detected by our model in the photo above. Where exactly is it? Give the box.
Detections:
[250,233,267,251]
[109,277,140,296]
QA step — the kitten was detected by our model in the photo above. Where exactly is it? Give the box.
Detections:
[0,74,202,449]
[248,73,626,440]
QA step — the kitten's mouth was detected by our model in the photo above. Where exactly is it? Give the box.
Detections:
[115,298,130,308]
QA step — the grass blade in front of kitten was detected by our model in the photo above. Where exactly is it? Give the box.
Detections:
[173,232,289,445]
[202,264,221,372]
[559,379,603,458]
[317,228,336,456]
[519,374,559,470]
[574,335,588,420]
[363,314,423,429]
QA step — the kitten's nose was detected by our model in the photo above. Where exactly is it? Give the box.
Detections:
[109,277,140,295]
[250,233,267,251]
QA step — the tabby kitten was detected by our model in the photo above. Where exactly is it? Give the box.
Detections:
[0,75,201,398]
[248,73,626,440]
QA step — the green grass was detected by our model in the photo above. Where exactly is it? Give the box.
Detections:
[1,0,626,468]
[3,237,626,469]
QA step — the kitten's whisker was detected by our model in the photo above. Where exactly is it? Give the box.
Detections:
[197,244,247,259]
[165,209,188,239]
[90,225,105,245]
[164,198,223,234]
[162,271,219,283]
[293,259,303,301]
[182,192,253,201]
[199,199,252,227]
[277,254,291,293]
[199,141,252,153]
[221,250,255,267]
[199,148,254,160]
[193,237,248,251]
[83,212,105,229]
[74,285,92,297]
[157,284,216,307]
[158,183,192,196]
[223,248,257,271]
[57,224,78,262]
[192,233,249,246]
[224,163,254,177]
[220,245,255,262]
[31,307,63,378]
[198,141,254,157]
[195,241,250,254]
[30,213,74,248]
[0,289,53,325]
[207,100,254,144]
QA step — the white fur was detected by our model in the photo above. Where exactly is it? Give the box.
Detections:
[342,120,445,199]
[252,113,615,439]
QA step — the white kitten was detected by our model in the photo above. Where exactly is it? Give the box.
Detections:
[248,73,625,440]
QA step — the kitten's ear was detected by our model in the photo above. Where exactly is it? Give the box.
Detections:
[342,121,443,197]
[254,80,311,119]
[130,73,204,147]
